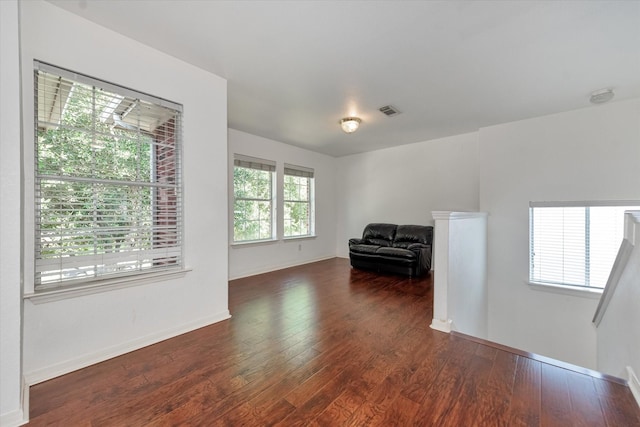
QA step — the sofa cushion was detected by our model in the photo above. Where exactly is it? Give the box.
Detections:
[349,244,381,255]
[375,247,416,260]
[392,225,433,248]
[362,223,397,247]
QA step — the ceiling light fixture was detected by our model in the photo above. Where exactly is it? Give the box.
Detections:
[590,88,614,104]
[340,117,361,134]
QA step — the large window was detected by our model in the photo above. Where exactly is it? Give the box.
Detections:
[529,201,640,289]
[284,164,314,237]
[233,155,275,242]
[34,61,183,290]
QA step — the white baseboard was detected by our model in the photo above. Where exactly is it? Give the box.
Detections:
[628,366,640,408]
[229,255,335,280]
[0,376,29,427]
[24,310,231,386]
[430,318,452,333]
[21,376,29,425]
[0,408,27,427]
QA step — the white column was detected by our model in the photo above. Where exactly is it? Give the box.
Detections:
[430,211,488,338]
[430,212,452,332]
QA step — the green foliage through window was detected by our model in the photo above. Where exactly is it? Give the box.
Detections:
[35,63,182,288]
[284,175,312,237]
[233,165,274,242]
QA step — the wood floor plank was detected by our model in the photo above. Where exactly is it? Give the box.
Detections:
[565,370,607,426]
[372,393,421,426]
[594,378,640,427]
[507,355,542,426]
[28,258,640,426]
[276,363,365,426]
[410,336,479,425]
[310,378,369,426]
[540,362,574,426]
[440,349,496,427]
[474,348,518,427]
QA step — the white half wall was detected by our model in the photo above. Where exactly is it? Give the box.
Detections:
[228,129,336,279]
[430,211,489,336]
[479,98,640,369]
[335,132,480,257]
[20,1,229,384]
[1,1,26,425]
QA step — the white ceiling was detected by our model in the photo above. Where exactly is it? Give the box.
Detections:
[47,0,640,157]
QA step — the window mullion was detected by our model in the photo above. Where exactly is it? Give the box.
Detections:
[91,86,99,273]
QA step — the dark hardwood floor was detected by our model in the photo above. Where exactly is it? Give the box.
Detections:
[29,258,640,426]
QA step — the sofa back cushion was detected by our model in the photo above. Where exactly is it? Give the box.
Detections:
[393,225,433,248]
[362,223,397,247]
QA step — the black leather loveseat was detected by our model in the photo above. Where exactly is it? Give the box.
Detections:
[349,223,433,277]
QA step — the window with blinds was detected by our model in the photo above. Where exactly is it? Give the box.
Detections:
[284,164,314,238]
[34,61,183,290]
[233,154,276,242]
[529,201,640,289]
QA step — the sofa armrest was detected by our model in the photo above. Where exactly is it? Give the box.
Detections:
[408,244,432,273]
[349,238,364,247]
[407,243,429,251]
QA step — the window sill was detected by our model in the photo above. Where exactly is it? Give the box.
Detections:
[527,280,603,300]
[231,238,278,248]
[24,268,192,304]
[283,235,317,241]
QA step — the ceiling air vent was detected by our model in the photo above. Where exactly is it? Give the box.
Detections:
[378,105,401,117]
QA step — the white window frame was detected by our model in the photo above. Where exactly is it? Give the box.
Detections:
[283,164,315,239]
[232,154,276,243]
[529,200,640,295]
[31,61,184,294]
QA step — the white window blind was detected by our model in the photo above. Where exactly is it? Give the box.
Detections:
[34,61,183,290]
[284,164,314,237]
[529,201,640,289]
[233,155,275,242]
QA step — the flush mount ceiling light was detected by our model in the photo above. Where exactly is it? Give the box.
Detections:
[340,117,361,134]
[590,88,614,104]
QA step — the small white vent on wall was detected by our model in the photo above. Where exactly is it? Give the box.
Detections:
[378,105,401,117]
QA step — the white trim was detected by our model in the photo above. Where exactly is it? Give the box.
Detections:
[282,235,317,242]
[430,318,452,333]
[231,238,279,248]
[527,280,603,300]
[626,211,640,243]
[530,200,640,208]
[21,376,29,426]
[432,211,488,221]
[628,367,640,409]
[24,310,231,385]
[24,268,192,304]
[0,409,27,427]
[593,239,634,325]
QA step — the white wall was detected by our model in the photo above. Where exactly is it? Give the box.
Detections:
[335,132,480,257]
[479,99,640,369]
[228,129,336,279]
[1,1,25,425]
[20,1,229,385]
